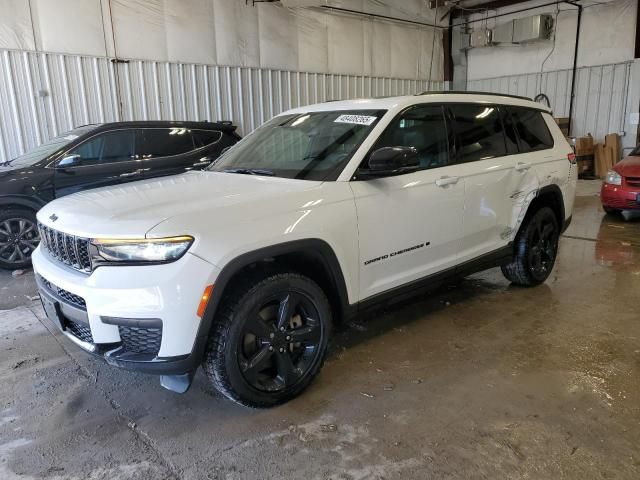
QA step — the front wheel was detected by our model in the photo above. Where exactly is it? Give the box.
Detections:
[202,271,332,408]
[501,207,559,286]
[0,209,40,270]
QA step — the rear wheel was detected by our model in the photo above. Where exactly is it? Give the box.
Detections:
[501,207,559,286]
[0,209,40,270]
[202,271,332,408]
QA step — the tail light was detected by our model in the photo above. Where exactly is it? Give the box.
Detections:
[568,152,577,164]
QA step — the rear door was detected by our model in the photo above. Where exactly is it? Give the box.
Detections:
[135,128,222,179]
[53,129,141,197]
[450,104,539,264]
[351,104,466,300]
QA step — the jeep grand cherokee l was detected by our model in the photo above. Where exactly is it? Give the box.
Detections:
[0,120,239,269]
[32,92,577,407]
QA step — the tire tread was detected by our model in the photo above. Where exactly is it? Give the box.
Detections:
[202,270,331,408]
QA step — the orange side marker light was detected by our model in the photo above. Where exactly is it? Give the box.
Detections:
[197,284,214,318]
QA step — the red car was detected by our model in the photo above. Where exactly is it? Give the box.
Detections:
[601,147,640,214]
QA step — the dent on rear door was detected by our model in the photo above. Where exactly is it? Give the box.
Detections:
[504,154,541,242]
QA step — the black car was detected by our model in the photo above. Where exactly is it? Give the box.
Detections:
[0,121,240,269]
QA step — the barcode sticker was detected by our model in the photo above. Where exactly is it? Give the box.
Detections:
[334,114,377,126]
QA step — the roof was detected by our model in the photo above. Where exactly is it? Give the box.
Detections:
[282,92,551,116]
[89,120,237,132]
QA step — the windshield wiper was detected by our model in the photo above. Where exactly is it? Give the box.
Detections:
[223,168,275,177]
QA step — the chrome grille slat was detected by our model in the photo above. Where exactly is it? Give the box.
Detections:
[38,222,92,273]
[72,236,81,268]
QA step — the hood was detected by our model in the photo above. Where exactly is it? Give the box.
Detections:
[614,155,640,177]
[37,171,323,238]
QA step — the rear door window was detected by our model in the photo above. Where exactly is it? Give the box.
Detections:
[507,107,554,152]
[136,128,195,158]
[193,130,223,148]
[449,104,507,162]
[68,130,135,166]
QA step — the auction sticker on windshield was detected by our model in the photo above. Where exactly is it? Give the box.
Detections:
[334,114,377,126]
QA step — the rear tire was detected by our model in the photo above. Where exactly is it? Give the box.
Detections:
[0,208,40,270]
[202,271,332,408]
[501,207,559,287]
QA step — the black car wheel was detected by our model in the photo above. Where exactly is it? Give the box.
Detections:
[501,207,559,286]
[203,271,332,408]
[0,209,40,270]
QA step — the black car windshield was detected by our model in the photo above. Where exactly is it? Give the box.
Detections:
[4,125,98,167]
[208,110,385,180]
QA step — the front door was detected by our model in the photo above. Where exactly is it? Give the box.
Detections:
[53,129,141,197]
[350,104,465,301]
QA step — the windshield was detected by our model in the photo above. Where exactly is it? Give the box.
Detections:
[4,125,98,167]
[208,110,385,180]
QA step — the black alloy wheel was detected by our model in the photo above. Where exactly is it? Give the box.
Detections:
[203,271,332,408]
[238,291,323,392]
[0,210,40,269]
[501,206,559,286]
[527,214,558,280]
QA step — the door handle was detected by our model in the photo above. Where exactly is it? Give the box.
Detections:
[119,169,142,178]
[515,162,532,172]
[435,176,459,187]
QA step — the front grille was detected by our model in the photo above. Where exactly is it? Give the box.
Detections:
[37,274,86,310]
[38,223,92,273]
[603,197,640,209]
[118,326,162,356]
[67,320,93,343]
[626,177,640,188]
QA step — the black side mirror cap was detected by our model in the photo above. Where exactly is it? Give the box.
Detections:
[357,146,420,178]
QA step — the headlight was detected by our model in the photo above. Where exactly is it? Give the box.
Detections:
[91,236,194,264]
[605,170,622,186]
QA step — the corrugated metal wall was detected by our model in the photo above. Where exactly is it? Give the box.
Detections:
[467,62,632,142]
[0,49,442,162]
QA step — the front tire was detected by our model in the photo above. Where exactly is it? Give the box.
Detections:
[501,207,559,286]
[202,271,332,408]
[0,208,40,270]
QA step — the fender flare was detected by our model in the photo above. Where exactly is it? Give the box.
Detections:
[0,195,45,212]
[536,184,566,224]
[190,239,352,364]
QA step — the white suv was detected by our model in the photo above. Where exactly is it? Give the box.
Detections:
[33,92,577,407]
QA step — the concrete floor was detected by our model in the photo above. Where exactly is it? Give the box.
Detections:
[1,180,639,479]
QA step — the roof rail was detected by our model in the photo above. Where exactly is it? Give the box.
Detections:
[416,90,533,102]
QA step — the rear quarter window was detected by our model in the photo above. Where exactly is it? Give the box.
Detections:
[193,130,223,148]
[507,107,554,152]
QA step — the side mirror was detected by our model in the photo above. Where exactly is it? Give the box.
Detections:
[358,146,420,178]
[57,154,81,168]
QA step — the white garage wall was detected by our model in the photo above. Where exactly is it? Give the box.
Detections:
[0,0,445,161]
[462,0,637,149]
[465,0,636,80]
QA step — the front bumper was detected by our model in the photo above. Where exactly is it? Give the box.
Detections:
[32,246,219,375]
[601,183,640,210]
